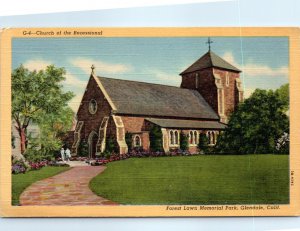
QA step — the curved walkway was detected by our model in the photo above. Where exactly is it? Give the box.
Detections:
[20,166,118,206]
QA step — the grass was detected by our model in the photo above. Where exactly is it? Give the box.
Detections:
[89,154,289,205]
[12,166,70,205]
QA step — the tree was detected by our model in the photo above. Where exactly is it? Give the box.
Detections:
[149,125,163,151]
[125,132,133,151]
[198,133,209,153]
[217,87,289,154]
[12,65,74,153]
[276,83,289,111]
[26,104,75,160]
[180,132,189,151]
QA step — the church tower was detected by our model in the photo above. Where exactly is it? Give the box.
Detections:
[180,38,243,123]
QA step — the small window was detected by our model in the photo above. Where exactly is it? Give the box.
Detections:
[170,131,174,145]
[207,131,217,145]
[89,99,97,114]
[134,135,141,147]
[174,131,179,145]
[170,130,179,146]
[195,73,199,88]
[189,130,198,145]
[194,131,198,144]
[189,131,194,144]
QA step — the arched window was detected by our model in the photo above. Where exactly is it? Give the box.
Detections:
[134,135,141,147]
[174,131,179,145]
[169,130,179,146]
[189,130,198,145]
[189,131,194,144]
[226,72,229,86]
[207,131,218,145]
[207,131,212,145]
[170,130,174,145]
[194,131,198,145]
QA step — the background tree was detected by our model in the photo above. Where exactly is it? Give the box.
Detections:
[180,132,189,151]
[149,125,163,151]
[216,87,289,154]
[26,103,74,161]
[12,65,74,153]
[276,83,289,112]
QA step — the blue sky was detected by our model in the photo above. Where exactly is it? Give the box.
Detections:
[12,37,289,112]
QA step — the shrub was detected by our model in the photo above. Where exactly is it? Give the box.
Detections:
[105,135,117,153]
[149,125,163,152]
[78,139,89,157]
[198,133,209,154]
[24,149,53,162]
[12,159,29,174]
[125,132,133,151]
[180,132,189,151]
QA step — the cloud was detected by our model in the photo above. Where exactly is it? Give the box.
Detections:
[64,73,87,88]
[68,93,84,113]
[70,57,133,75]
[222,52,288,77]
[243,88,255,99]
[23,59,52,71]
[149,69,181,86]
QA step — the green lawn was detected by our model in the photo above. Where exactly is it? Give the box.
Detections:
[89,155,289,205]
[12,166,70,205]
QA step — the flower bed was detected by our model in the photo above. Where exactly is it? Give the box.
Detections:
[12,159,70,174]
[87,149,193,166]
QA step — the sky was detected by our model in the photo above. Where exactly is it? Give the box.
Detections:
[12,36,289,112]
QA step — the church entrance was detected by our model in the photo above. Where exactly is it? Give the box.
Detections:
[88,131,99,159]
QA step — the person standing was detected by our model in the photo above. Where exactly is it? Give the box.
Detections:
[65,148,71,162]
[60,147,65,162]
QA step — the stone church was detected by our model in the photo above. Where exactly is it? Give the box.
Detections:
[68,48,243,157]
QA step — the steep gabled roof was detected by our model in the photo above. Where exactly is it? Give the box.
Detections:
[180,51,241,75]
[97,76,219,120]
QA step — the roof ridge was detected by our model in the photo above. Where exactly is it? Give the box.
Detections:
[97,75,189,90]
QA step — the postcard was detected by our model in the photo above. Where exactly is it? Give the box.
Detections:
[0,27,299,217]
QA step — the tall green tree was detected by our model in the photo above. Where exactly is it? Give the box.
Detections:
[12,65,74,153]
[216,87,289,154]
[27,106,75,158]
[275,83,289,111]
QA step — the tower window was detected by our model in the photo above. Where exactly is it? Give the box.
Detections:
[226,72,229,86]
[195,73,199,88]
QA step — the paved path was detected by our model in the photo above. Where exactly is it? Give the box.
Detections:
[20,166,118,206]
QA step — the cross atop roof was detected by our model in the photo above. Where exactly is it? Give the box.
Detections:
[91,64,95,74]
[206,37,213,51]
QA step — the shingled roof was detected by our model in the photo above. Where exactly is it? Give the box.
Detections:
[145,118,226,129]
[180,51,241,75]
[97,77,219,120]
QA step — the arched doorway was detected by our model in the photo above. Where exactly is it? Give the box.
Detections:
[88,131,98,159]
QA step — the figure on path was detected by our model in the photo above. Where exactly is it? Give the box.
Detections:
[65,148,71,162]
[60,147,65,162]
